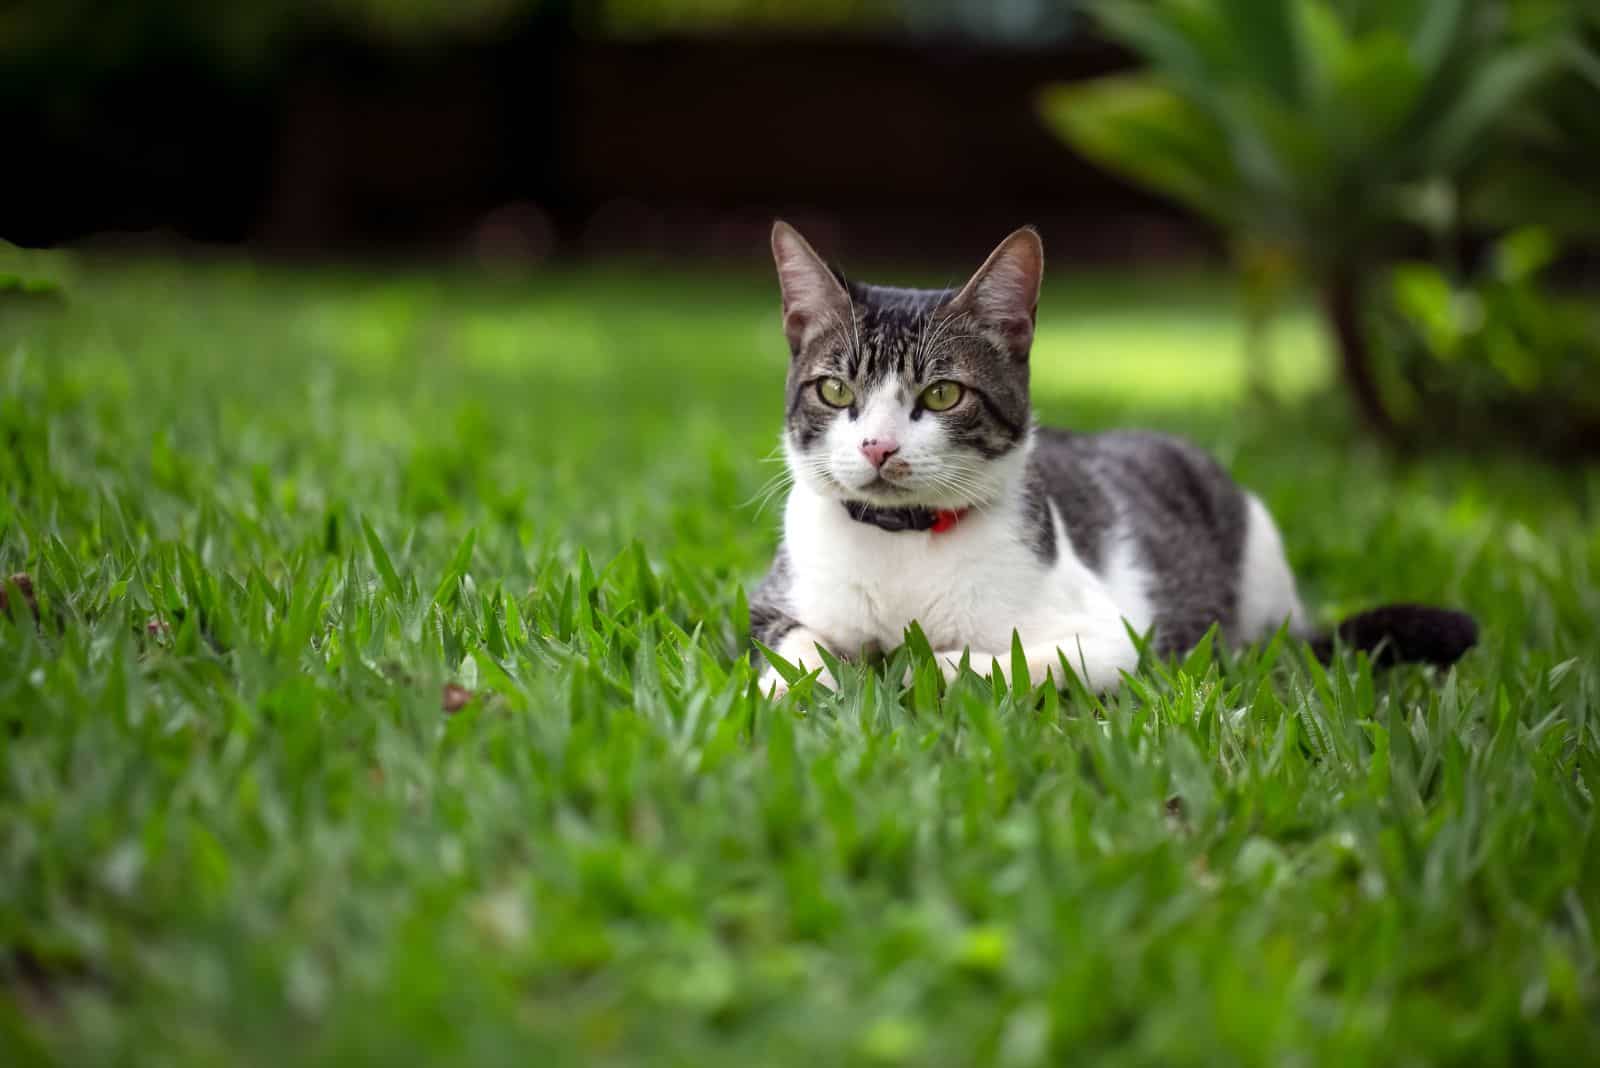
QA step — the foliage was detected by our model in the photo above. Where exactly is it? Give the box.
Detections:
[0,0,911,88]
[0,0,545,90]
[594,0,896,36]
[1039,0,1599,445]
[0,244,73,301]
[1468,6,1600,237]
[1376,228,1600,452]
[2,262,1597,1064]
[1040,0,1568,272]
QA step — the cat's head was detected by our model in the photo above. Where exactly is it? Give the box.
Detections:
[770,222,1042,509]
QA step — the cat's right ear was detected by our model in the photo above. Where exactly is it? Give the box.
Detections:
[771,221,851,357]
[947,227,1043,360]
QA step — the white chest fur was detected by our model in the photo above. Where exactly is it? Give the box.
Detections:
[781,481,1112,655]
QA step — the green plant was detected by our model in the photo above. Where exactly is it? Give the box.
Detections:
[1376,227,1600,453]
[1468,5,1600,238]
[1039,0,1574,436]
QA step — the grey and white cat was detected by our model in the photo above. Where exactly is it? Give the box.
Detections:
[750,222,1475,697]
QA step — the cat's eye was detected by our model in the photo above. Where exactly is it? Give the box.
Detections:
[920,381,963,411]
[817,377,855,408]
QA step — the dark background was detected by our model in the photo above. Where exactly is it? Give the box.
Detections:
[3,1,1206,263]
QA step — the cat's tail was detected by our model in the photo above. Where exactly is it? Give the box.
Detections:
[1308,604,1478,667]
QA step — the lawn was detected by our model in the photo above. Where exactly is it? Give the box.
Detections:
[2,259,1597,1066]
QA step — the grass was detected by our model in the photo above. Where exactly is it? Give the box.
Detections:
[1,258,1597,1066]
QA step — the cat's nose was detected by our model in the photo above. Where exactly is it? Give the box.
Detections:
[860,439,900,468]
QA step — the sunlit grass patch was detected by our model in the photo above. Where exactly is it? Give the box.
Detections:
[1,260,1595,1065]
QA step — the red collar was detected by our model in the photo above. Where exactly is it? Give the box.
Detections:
[843,502,970,534]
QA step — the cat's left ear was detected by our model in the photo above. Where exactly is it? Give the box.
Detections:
[771,221,853,358]
[947,227,1043,359]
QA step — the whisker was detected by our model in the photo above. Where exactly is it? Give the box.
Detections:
[741,469,795,514]
[917,309,958,369]
[922,333,990,361]
[840,276,864,371]
[912,307,936,379]
[811,282,865,376]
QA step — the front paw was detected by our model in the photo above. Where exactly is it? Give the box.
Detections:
[758,669,789,699]
[758,626,840,699]
[758,664,837,700]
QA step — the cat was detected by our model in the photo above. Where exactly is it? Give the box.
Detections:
[749,222,1477,698]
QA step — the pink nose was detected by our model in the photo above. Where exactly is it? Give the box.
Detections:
[860,439,900,468]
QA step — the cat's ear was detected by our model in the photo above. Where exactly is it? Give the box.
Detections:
[771,221,852,356]
[947,227,1043,358]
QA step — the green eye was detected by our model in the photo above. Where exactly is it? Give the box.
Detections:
[920,381,963,411]
[817,377,855,407]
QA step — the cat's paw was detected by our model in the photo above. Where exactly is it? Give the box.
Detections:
[934,650,966,684]
[758,627,839,699]
[758,668,791,700]
[757,664,837,700]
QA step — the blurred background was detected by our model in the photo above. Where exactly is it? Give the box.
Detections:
[9,9,1600,1064]
[5,0,1187,260]
[5,0,1599,452]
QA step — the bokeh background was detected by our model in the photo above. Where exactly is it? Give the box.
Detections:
[7,1,1181,260]
[6,6,1600,1064]
[8,0,1599,450]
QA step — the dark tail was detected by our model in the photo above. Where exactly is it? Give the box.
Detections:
[1309,604,1478,667]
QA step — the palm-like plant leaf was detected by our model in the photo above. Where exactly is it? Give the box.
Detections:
[1040,0,1579,437]
[1043,0,1566,271]
[1038,76,1243,228]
